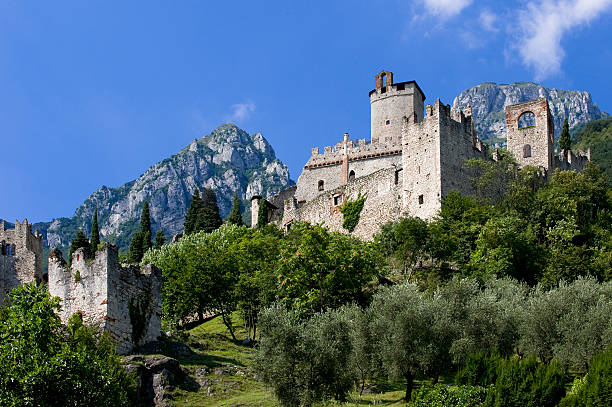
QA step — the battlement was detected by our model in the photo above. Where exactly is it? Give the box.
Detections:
[48,244,161,354]
[554,148,591,172]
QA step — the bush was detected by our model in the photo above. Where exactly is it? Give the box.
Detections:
[558,344,612,407]
[411,383,488,407]
[455,352,502,387]
[484,356,566,407]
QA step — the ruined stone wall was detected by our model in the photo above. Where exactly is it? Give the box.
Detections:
[0,219,43,304]
[506,99,554,172]
[48,245,161,355]
[282,167,403,240]
[554,149,590,172]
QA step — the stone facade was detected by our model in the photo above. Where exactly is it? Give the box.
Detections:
[251,70,590,240]
[48,244,161,355]
[0,219,43,304]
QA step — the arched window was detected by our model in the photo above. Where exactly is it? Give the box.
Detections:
[318,180,324,191]
[518,112,536,129]
[523,144,532,158]
[349,170,355,182]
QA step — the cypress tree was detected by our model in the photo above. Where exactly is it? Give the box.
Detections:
[560,118,571,157]
[69,230,90,264]
[140,201,152,252]
[89,208,100,255]
[227,192,244,226]
[257,198,268,228]
[197,188,223,233]
[128,230,144,263]
[154,230,166,249]
[184,188,202,235]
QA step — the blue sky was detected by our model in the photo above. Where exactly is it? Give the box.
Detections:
[1,0,611,223]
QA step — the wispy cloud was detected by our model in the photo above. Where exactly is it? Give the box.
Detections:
[515,0,612,80]
[479,9,499,32]
[229,101,255,122]
[422,0,473,19]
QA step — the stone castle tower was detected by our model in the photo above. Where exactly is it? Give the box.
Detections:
[0,219,43,304]
[252,70,590,239]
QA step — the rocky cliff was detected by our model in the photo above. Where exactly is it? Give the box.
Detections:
[452,82,608,144]
[33,124,293,251]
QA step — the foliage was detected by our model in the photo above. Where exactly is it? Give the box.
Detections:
[140,201,152,252]
[128,230,144,264]
[257,198,268,228]
[484,356,566,407]
[256,305,354,407]
[573,116,612,185]
[376,216,430,278]
[90,207,100,255]
[69,229,90,264]
[184,188,203,235]
[411,384,488,407]
[153,230,166,249]
[277,222,379,314]
[464,150,519,204]
[558,344,612,407]
[197,188,223,233]
[0,284,136,406]
[340,190,366,232]
[455,352,502,387]
[227,191,244,226]
[560,118,572,155]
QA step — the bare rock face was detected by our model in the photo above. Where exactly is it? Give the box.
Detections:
[452,82,608,144]
[35,123,293,251]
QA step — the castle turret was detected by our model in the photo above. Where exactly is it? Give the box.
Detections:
[370,70,425,145]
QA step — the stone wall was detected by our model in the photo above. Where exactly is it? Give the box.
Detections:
[0,219,43,304]
[554,148,590,172]
[282,166,403,240]
[48,244,161,355]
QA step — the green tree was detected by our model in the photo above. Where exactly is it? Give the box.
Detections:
[140,201,152,253]
[69,230,90,264]
[153,230,166,249]
[227,191,244,226]
[560,118,571,156]
[128,230,144,264]
[197,188,223,233]
[376,216,430,277]
[90,208,100,255]
[257,198,268,228]
[0,283,136,406]
[558,344,612,407]
[278,222,379,314]
[184,188,202,235]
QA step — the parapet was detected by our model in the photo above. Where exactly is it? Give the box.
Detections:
[48,244,162,354]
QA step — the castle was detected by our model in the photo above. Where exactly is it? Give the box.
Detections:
[252,71,590,239]
[0,219,43,304]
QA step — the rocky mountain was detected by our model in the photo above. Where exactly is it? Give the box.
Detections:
[32,123,293,251]
[452,82,608,144]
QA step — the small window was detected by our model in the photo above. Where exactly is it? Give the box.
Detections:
[385,119,390,125]
[518,112,536,129]
[418,195,424,205]
[394,169,402,185]
[334,195,341,206]
[349,170,355,181]
[523,144,532,158]
[11,245,15,256]
[318,180,324,191]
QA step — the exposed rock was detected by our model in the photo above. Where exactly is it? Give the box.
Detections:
[33,123,294,252]
[452,82,608,144]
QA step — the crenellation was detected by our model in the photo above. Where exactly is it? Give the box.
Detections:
[48,244,161,354]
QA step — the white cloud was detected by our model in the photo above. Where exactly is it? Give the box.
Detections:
[422,0,473,19]
[515,0,612,80]
[479,9,499,32]
[229,101,255,122]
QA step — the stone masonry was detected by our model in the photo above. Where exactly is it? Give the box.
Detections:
[48,244,161,354]
[0,219,43,304]
[252,70,591,240]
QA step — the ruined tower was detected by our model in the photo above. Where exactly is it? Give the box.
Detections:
[0,219,43,304]
[505,98,554,173]
[369,70,426,144]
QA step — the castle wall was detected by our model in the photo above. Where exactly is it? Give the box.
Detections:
[48,245,161,355]
[283,166,403,240]
[0,219,43,304]
[554,149,590,172]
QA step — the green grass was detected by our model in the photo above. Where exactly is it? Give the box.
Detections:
[167,314,442,406]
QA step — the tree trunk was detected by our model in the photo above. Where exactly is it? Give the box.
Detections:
[404,371,414,401]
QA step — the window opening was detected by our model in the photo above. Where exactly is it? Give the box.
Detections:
[318,180,324,191]
[523,144,532,158]
[418,195,424,205]
[518,112,536,129]
[349,170,355,181]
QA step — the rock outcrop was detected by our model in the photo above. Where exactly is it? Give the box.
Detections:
[34,124,293,251]
[452,82,608,143]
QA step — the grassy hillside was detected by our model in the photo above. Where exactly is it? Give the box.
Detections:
[572,116,612,185]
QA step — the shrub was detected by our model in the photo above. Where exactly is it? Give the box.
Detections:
[558,344,612,407]
[455,352,502,387]
[411,383,488,407]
